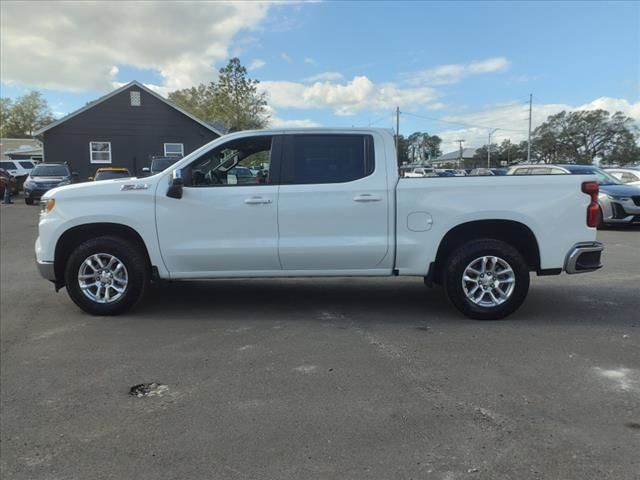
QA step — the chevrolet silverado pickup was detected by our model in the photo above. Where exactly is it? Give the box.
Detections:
[35,129,604,319]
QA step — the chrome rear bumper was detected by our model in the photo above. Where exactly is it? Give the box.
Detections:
[564,242,604,274]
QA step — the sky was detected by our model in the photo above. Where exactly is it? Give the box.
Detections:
[1,0,638,152]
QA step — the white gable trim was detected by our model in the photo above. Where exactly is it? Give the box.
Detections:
[34,81,223,136]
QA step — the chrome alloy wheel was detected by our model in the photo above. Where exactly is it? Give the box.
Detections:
[77,253,128,304]
[461,256,515,308]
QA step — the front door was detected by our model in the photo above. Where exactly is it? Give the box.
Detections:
[156,134,282,277]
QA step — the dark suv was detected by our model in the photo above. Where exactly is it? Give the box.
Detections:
[23,164,73,205]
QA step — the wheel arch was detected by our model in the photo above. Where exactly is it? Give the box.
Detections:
[54,223,153,288]
[429,219,541,284]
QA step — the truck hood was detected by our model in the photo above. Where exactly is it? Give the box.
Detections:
[599,184,640,196]
[42,177,157,200]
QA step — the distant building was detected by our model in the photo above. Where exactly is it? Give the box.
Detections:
[430,148,479,168]
[0,138,42,161]
[34,81,223,180]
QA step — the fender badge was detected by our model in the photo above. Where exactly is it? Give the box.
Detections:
[120,183,149,191]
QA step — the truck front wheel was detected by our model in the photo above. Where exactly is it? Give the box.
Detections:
[64,236,149,315]
[443,239,530,320]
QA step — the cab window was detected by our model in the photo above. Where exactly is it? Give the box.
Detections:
[186,136,273,187]
[281,134,375,185]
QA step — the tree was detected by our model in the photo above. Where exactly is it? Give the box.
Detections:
[169,58,269,131]
[530,109,639,165]
[0,98,13,137]
[406,131,442,162]
[0,91,55,138]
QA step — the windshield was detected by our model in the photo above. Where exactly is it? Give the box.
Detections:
[31,165,69,177]
[151,158,179,173]
[95,170,131,181]
[593,169,623,186]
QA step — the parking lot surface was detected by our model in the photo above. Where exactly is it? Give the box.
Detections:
[1,201,639,480]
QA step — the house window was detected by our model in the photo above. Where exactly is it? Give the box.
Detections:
[164,143,184,157]
[130,91,141,106]
[90,141,112,163]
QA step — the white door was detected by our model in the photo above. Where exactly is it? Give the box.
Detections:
[156,135,281,276]
[277,133,391,272]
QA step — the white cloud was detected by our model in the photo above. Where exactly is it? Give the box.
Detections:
[248,59,267,71]
[261,75,439,116]
[270,116,321,128]
[303,72,344,82]
[0,1,272,92]
[281,52,293,63]
[433,96,640,152]
[304,57,318,65]
[405,57,511,86]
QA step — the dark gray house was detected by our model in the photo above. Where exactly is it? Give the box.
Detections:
[35,81,222,180]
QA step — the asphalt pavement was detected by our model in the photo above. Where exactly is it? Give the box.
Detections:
[1,200,639,480]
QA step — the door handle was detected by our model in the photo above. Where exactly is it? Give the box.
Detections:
[244,196,272,205]
[353,194,382,203]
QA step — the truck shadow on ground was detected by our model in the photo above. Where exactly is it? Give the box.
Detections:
[133,277,638,327]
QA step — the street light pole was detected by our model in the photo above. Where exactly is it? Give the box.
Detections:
[488,128,499,168]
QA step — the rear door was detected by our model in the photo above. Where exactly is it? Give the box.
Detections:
[277,133,391,272]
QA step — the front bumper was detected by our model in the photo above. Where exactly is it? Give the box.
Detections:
[24,188,51,199]
[37,259,56,281]
[600,197,640,224]
[564,242,604,274]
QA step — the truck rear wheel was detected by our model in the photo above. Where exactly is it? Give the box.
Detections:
[64,236,149,316]
[443,239,530,320]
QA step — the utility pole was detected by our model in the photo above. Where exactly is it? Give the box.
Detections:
[456,139,464,169]
[395,106,400,153]
[527,93,532,163]
[488,128,499,168]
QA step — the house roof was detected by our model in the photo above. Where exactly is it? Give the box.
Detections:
[34,80,224,136]
[0,138,42,159]
[5,147,43,156]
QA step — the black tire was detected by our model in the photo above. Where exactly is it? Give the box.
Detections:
[443,239,530,320]
[597,207,607,230]
[25,198,34,205]
[64,236,149,315]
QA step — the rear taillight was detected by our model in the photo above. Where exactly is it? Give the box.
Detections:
[582,181,599,228]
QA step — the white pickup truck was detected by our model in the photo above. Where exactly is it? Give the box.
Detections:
[35,128,603,320]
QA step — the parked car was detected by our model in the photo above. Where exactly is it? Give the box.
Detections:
[490,168,508,176]
[561,165,640,227]
[507,165,570,175]
[23,163,73,205]
[142,156,181,176]
[90,167,132,181]
[0,159,36,190]
[507,164,640,226]
[35,128,603,320]
[0,168,18,197]
[605,168,640,186]
[469,168,494,176]
[404,167,434,177]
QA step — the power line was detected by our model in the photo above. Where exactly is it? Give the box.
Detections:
[401,111,528,133]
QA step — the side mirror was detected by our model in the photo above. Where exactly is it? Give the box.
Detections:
[166,169,184,199]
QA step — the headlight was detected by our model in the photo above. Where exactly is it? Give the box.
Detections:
[24,179,35,188]
[58,180,71,186]
[40,198,55,214]
[605,194,630,201]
